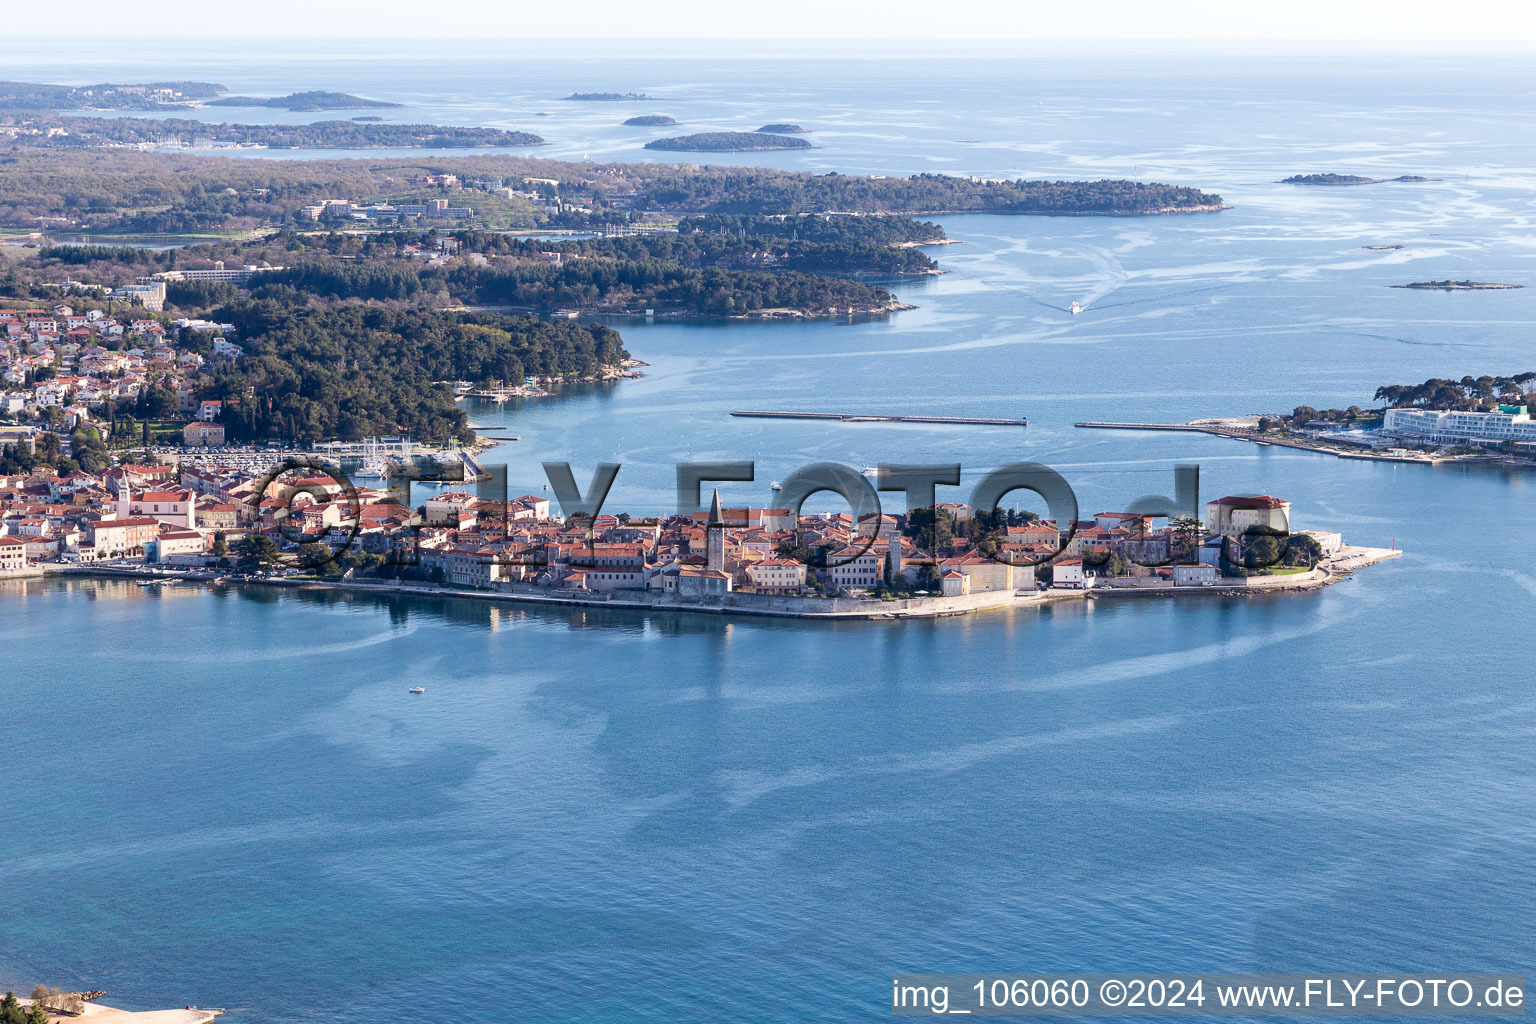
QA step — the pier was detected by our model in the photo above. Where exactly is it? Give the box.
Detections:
[1076,421,1216,432]
[732,410,1028,427]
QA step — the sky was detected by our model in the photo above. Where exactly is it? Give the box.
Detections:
[10,0,1536,46]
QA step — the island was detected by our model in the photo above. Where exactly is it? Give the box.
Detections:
[757,123,808,133]
[1280,173,1435,185]
[623,115,679,126]
[645,131,814,152]
[563,92,654,101]
[209,90,400,111]
[351,115,385,122]
[1391,280,1522,290]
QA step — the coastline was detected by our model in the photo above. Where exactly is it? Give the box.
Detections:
[822,204,1231,217]
[1073,419,1536,468]
[38,548,1401,621]
[16,996,220,1024]
[449,302,914,321]
[1390,282,1521,290]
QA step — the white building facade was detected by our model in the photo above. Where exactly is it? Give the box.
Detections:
[1384,406,1536,445]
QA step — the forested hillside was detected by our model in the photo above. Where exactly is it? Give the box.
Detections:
[199,304,627,442]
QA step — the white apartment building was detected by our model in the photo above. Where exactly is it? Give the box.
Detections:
[1384,406,1536,445]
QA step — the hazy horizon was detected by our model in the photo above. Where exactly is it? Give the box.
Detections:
[8,0,1536,50]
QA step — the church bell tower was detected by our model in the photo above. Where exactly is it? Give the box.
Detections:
[706,488,725,572]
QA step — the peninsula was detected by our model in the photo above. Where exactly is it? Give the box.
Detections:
[10,212,947,323]
[0,150,1227,235]
[645,131,814,152]
[1076,373,1536,467]
[29,480,1396,621]
[0,115,544,149]
[208,90,400,111]
[0,79,225,110]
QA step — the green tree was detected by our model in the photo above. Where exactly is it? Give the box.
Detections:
[1283,533,1324,568]
[296,541,345,576]
[236,532,280,570]
[903,506,954,553]
[1171,516,1203,561]
[70,426,111,473]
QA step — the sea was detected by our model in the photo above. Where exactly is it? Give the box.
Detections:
[2,48,1534,1021]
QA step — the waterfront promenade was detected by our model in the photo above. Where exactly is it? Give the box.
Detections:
[45,545,1400,619]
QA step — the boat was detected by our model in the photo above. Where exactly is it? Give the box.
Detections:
[1070,301,1083,315]
[770,480,782,491]
[408,686,425,694]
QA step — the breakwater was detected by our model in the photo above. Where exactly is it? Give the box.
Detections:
[732,410,1028,426]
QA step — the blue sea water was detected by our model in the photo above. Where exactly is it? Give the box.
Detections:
[3,51,1535,1020]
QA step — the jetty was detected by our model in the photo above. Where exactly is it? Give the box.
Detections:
[1076,421,1214,433]
[732,410,1027,426]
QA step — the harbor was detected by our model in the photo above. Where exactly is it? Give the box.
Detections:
[732,410,1028,426]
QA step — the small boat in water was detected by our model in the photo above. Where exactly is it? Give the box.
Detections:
[408,686,426,694]
[1070,301,1083,316]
